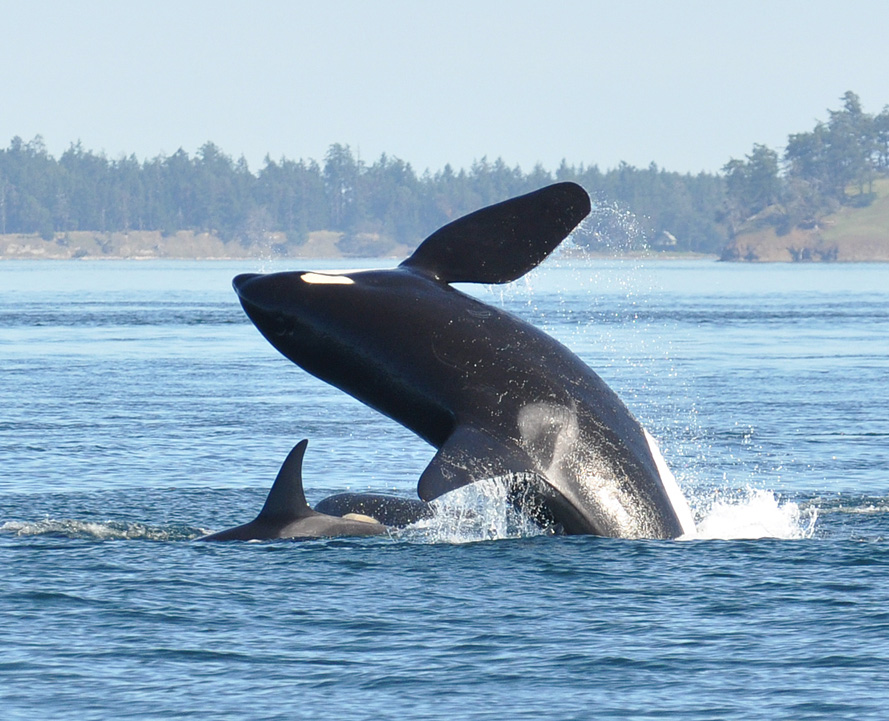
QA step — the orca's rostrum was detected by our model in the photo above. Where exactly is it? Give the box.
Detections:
[233,182,696,539]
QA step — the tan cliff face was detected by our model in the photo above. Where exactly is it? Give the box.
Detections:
[722,229,889,262]
[722,227,889,263]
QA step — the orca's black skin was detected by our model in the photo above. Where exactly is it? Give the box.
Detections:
[198,441,389,541]
[233,183,695,539]
[314,493,433,528]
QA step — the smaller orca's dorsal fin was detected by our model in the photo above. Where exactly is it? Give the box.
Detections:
[257,440,313,521]
[400,182,590,284]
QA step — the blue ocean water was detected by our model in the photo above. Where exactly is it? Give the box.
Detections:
[1,258,888,720]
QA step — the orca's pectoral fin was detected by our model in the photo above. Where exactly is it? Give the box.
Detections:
[417,425,534,501]
[257,439,313,521]
[400,182,591,285]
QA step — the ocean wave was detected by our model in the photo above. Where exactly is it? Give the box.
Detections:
[0,518,206,542]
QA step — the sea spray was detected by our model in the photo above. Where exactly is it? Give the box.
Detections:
[402,478,548,544]
[692,486,817,540]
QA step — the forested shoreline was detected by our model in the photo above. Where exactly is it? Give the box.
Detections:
[0,139,726,255]
[1,91,886,259]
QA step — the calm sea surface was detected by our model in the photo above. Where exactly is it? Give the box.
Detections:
[2,258,888,720]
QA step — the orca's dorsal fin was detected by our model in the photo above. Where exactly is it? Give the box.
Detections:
[257,440,313,521]
[417,424,536,501]
[400,182,590,284]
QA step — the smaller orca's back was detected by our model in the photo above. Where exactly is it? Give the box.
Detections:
[314,492,433,528]
[198,441,389,542]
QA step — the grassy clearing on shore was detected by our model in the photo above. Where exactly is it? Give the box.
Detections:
[723,178,889,262]
[823,178,889,243]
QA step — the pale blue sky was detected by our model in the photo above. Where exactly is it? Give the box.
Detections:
[4,0,889,174]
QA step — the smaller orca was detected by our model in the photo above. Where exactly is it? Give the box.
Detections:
[315,492,433,528]
[198,440,390,542]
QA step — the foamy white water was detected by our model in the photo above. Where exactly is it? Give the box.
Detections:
[692,487,817,540]
[399,476,818,543]
[403,478,548,544]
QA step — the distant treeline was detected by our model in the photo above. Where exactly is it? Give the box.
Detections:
[1,90,885,255]
[722,91,889,235]
[0,137,727,255]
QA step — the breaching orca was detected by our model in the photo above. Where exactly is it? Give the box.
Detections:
[233,182,696,539]
[198,440,390,541]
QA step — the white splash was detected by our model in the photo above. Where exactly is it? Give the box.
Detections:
[692,487,817,540]
[403,478,547,544]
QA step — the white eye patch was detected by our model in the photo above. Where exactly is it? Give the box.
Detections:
[301,272,355,285]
